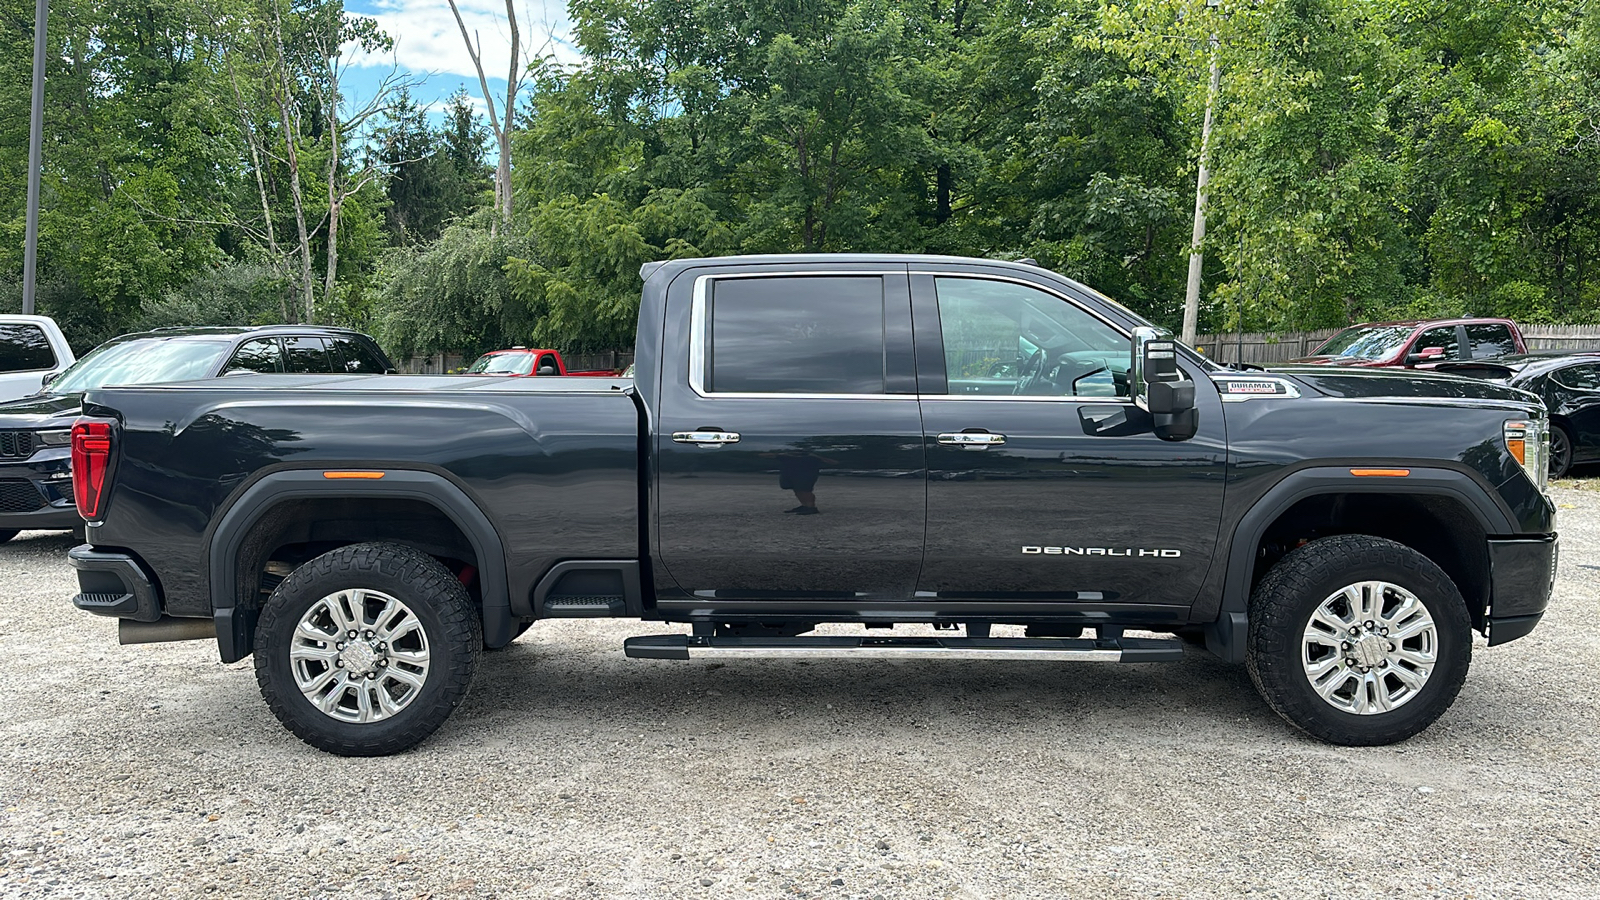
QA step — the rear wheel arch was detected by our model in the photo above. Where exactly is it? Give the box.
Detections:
[206,469,512,662]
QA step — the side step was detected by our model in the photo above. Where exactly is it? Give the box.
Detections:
[623,634,1184,662]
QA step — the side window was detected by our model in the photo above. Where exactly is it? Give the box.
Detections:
[284,336,334,373]
[1555,364,1600,391]
[1466,324,1517,359]
[1412,326,1461,360]
[0,324,56,373]
[225,338,284,374]
[934,277,1130,397]
[327,336,387,374]
[706,276,885,394]
[537,353,560,374]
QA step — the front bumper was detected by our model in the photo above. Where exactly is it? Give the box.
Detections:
[1485,534,1557,646]
[70,545,163,623]
[0,451,79,531]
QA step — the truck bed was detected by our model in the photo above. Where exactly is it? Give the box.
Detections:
[81,374,641,618]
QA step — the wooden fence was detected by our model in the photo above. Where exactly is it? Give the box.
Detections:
[394,350,634,374]
[1194,323,1600,366]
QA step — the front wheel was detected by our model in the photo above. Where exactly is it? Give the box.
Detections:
[1246,535,1471,746]
[0,529,18,545]
[254,542,482,756]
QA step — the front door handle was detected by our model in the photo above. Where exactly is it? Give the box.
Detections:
[937,431,1006,447]
[673,431,741,445]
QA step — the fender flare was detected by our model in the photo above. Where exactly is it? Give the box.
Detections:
[1204,465,1513,663]
[207,469,511,663]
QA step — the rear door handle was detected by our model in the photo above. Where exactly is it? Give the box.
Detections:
[672,431,741,445]
[937,431,1006,447]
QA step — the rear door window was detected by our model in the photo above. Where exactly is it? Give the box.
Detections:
[1412,326,1461,361]
[706,276,885,394]
[225,338,285,374]
[1466,324,1517,359]
[284,336,335,373]
[0,324,56,372]
[327,336,388,373]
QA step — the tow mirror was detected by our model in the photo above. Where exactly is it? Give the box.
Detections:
[1131,327,1198,441]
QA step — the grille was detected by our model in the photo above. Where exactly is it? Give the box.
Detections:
[0,431,35,460]
[0,479,45,513]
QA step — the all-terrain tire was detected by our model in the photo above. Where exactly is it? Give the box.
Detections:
[1246,535,1472,746]
[254,542,482,756]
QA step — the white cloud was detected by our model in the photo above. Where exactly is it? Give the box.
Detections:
[346,0,579,85]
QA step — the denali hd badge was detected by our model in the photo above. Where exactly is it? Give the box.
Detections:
[1023,546,1182,557]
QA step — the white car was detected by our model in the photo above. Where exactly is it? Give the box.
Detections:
[0,315,74,403]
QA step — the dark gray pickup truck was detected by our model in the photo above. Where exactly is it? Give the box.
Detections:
[67,255,1557,755]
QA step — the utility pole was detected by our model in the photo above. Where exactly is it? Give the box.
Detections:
[1182,5,1222,347]
[22,0,49,316]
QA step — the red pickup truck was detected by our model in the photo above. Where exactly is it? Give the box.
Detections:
[1288,318,1525,368]
[464,348,617,377]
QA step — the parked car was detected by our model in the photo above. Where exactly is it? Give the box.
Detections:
[0,325,392,543]
[0,315,75,404]
[1438,352,1600,478]
[1288,318,1524,368]
[465,347,617,376]
[68,254,1553,755]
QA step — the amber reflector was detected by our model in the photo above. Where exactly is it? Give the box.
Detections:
[1349,468,1411,477]
[322,471,385,479]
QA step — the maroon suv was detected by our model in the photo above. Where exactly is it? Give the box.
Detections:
[1289,318,1525,368]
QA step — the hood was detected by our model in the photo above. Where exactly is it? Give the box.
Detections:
[0,392,83,429]
[1283,355,1388,367]
[1265,365,1540,405]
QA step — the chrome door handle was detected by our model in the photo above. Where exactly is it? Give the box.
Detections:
[672,431,741,445]
[937,432,1006,446]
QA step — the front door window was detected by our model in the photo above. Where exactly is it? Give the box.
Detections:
[934,277,1131,398]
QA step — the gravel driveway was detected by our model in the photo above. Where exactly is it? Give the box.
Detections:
[3,486,1598,899]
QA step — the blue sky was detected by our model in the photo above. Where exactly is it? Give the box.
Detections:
[341,1,579,124]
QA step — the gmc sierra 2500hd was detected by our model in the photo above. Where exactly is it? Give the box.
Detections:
[67,255,1556,755]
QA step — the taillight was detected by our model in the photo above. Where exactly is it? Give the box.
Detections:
[71,418,116,521]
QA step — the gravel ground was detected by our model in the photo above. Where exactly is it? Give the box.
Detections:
[2,486,1598,899]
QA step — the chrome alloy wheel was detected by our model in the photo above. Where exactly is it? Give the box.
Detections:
[1301,580,1437,715]
[290,589,431,723]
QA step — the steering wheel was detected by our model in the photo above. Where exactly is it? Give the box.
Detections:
[1012,348,1049,395]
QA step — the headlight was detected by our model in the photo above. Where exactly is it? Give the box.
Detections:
[1504,417,1549,494]
[35,429,72,447]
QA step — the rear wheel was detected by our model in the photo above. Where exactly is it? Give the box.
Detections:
[254,542,481,756]
[1549,423,1573,479]
[0,529,17,544]
[1246,535,1471,746]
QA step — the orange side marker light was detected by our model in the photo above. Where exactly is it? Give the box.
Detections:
[322,471,386,479]
[1349,468,1410,477]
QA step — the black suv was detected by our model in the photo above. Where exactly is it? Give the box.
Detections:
[0,326,392,542]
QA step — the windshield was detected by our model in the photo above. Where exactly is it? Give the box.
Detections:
[1314,325,1415,360]
[466,353,534,375]
[48,338,232,394]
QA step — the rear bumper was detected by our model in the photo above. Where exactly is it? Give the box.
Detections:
[69,545,163,623]
[1485,534,1557,646]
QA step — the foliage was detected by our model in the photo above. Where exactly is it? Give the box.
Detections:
[3,0,1599,356]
